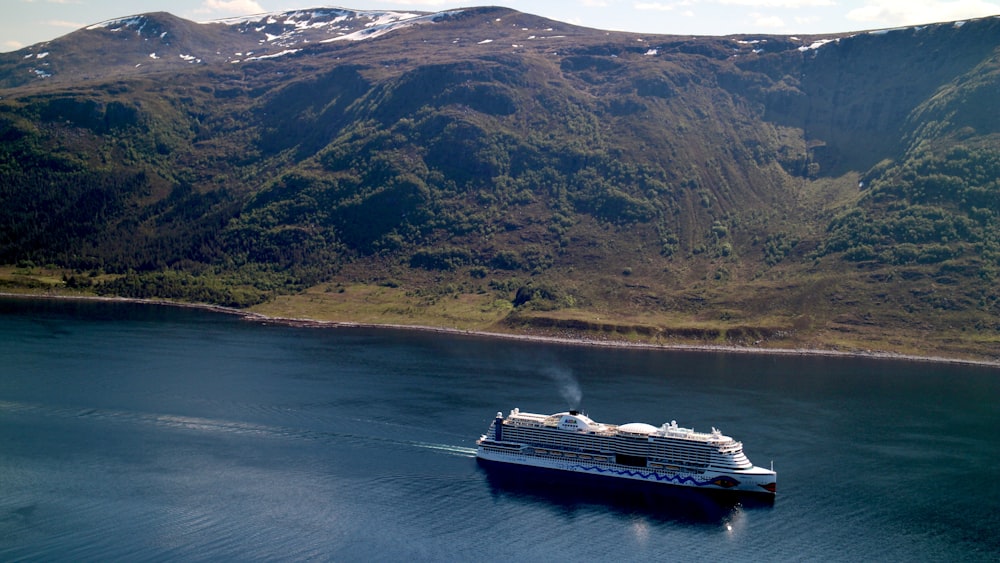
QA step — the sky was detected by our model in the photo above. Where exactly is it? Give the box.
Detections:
[4,0,1000,52]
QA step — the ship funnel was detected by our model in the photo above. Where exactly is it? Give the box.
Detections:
[494,411,504,442]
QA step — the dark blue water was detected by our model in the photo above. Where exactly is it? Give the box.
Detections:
[1,297,998,561]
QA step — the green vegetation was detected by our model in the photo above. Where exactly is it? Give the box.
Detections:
[821,144,1000,269]
[1,9,999,362]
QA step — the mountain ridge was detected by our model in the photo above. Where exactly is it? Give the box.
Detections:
[1,7,999,362]
[4,5,915,89]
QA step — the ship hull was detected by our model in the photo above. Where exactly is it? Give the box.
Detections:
[478,456,774,521]
[476,443,776,496]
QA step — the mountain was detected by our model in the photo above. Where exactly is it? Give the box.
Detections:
[1,7,999,362]
[0,9,439,87]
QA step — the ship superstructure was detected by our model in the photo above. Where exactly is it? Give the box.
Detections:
[476,408,776,494]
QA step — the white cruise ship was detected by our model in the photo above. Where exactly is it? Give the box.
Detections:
[476,408,776,495]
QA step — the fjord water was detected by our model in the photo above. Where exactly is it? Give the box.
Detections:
[1,298,998,561]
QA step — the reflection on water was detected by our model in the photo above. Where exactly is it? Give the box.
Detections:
[478,458,772,528]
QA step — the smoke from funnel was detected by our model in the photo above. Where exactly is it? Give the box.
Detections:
[543,365,582,410]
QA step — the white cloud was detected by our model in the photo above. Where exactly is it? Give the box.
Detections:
[3,39,24,50]
[195,0,265,16]
[847,0,1000,26]
[752,13,787,26]
[635,2,679,10]
[368,0,459,5]
[43,19,85,29]
[713,0,834,6]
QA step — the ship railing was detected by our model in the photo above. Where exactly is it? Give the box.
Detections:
[660,431,729,442]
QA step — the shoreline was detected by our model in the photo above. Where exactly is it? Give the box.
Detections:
[4,291,999,369]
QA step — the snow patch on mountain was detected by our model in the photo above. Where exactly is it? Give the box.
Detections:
[245,49,301,61]
[86,16,147,32]
[214,8,434,47]
[798,38,836,51]
[323,10,460,42]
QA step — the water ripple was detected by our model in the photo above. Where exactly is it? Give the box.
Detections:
[0,399,476,459]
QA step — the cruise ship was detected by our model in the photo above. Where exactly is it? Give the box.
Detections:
[476,408,776,495]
